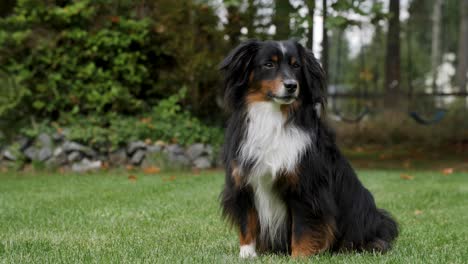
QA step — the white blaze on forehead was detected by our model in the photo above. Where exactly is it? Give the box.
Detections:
[278,42,286,55]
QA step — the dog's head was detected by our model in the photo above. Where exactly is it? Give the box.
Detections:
[220,40,326,112]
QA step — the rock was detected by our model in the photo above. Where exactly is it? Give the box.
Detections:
[2,149,16,161]
[109,148,128,165]
[165,144,185,155]
[147,144,163,153]
[62,141,96,158]
[38,147,52,161]
[67,151,83,162]
[186,143,206,160]
[71,158,102,173]
[127,141,147,155]
[37,133,52,148]
[130,149,146,165]
[46,147,68,166]
[18,137,33,151]
[23,146,38,160]
[192,157,212,169]
[167,153,190,166]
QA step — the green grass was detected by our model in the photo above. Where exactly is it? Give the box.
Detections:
[0,169,467,263]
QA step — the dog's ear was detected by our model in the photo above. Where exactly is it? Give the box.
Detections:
[220,40,260,111]
[296,42,327,114]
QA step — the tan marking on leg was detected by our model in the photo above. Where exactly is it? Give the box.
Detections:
[291,221,335,258]
[231,160,243,188]
[239,209,259,245]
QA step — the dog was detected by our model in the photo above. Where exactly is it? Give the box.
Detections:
[219,40,398,258]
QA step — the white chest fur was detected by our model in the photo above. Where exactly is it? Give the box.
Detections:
[239,102,311,243]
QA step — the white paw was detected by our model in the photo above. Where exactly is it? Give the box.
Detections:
[239,243,257,258]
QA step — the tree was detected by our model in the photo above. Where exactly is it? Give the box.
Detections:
[322,0,329,81]
[384,0,401,108]
[457,0,468,92]
[431,0,443,92]
[305,0,315,50]
[273,0,293,39]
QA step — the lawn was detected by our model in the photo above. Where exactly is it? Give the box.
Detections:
[0,169,466,263]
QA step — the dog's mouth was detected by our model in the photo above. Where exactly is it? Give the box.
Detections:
[267,93,297,104]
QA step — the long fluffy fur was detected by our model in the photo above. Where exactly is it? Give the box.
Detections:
[220,40,398,256]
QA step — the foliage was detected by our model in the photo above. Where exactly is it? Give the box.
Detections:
[0,0,226,146]
[21,88,223,151]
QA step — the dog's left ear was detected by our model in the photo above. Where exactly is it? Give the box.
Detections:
[220,40,261,111]
[296,42,327,115]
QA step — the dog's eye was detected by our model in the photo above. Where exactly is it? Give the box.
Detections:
[263,62,275,69]
[292,63,301,69]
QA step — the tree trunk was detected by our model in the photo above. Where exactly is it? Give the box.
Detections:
[226,5,242,47]
[457,0,468,93]
[246,0,257,39]
[306,0,315,50]
[273,0,293,40]
[384,0,401,108]
[322,0,329,82]
[431,0,443,92]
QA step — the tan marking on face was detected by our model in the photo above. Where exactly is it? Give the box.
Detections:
[246,78,283,104]
[291,57,297,65]
[231,160,242,188]
[271,55,278,62]
[239,209,259,246]
[291,221,335,257]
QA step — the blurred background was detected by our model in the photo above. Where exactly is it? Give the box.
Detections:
[0,0,467,171]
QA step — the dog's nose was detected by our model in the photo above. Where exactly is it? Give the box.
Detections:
[284,80,298,93]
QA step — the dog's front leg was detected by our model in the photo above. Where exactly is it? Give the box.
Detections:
[290,202,335,257]
[238,208,259,258]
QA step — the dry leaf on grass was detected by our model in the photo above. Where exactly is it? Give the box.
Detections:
[400,174,415,180]
[163,175,176,182]
[126,165,134,171]
[143,166,160,174]
[441,168,454,175]
[128,175,137,182]
[414,210,423,215]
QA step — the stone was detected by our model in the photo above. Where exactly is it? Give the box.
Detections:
[62,141,96,158]
[2,149,16,161]
[67,151,83,162]
[167,153,190,166]
[130,149,146,165]
[38,147,52,161]
[186,143,206,160]
[165,144,185,155]
[127,141,147,155]
[71,158,102,173]
[147,144,163,153]
[109,149,128,165]
[46,147,68,166]
[192,156,212,169]
[23,146,38,161]
[18,137,33,151]
[37,133,52,148]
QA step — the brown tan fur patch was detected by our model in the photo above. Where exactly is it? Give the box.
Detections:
[280,100,300,117]
[239,209,259,245]
[246,78,283,104]
[291,221,335,257]
[231,160,242,188]
[271,55,278,62]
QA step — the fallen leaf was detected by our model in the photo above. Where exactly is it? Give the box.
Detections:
[414,210,423,215]
[441,168,454,175]
[163,175,176,182]
[400,174,414,180]
[143,166,160,174]
[403,160,411,168]
[126,165,134,171]
[191,167,201,175]
[128,175,137,182]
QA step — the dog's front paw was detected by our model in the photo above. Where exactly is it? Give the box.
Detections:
[239,243,257,258]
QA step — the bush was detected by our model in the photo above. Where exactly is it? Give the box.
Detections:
[21,88,223,152]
